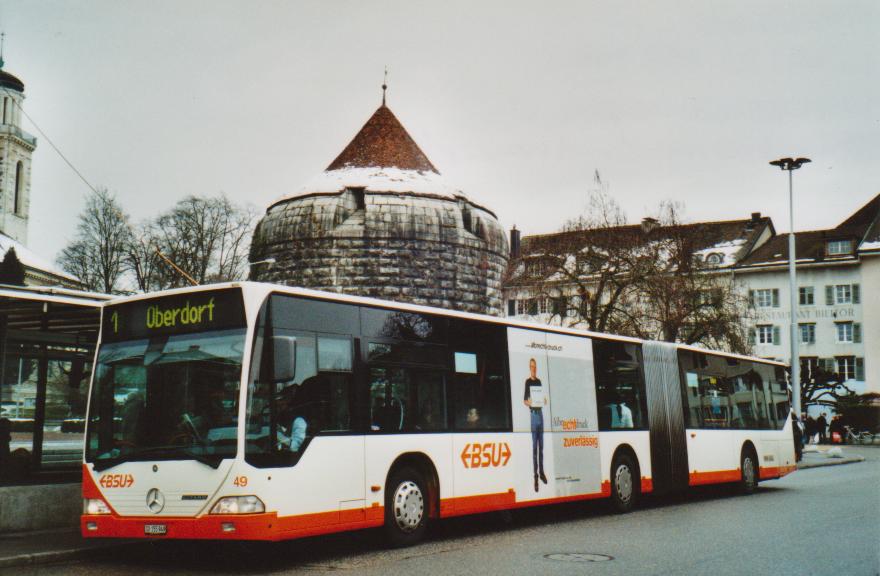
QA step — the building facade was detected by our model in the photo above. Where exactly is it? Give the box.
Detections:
[734,194,879,399]
[503,195,879,397]
[250,101,508,315]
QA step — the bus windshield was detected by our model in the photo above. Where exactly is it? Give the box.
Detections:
[86,328,246,470]
[85,288,248,471]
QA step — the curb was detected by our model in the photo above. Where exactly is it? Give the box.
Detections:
[0,541,145,570]
[797,455,865,470]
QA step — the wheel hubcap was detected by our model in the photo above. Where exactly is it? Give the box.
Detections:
[743,457,755,486]
[615,464,632,503]
[393,480,424,533]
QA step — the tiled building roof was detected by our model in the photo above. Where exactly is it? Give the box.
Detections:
[327,105,438,173]
[737,193,880,267]
[507,214,773,287]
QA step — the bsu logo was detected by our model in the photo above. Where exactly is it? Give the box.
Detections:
[460,442,511,469]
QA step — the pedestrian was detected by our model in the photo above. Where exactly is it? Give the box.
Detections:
[805,414,816,444]
[791,411,803,462]
[817,412,828,444]
[829,415,844,444]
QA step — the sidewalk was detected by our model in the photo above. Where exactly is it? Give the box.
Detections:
[0,527,141,570]
[797,444,867,469]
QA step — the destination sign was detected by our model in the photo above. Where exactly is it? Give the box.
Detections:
[102,288,246,342]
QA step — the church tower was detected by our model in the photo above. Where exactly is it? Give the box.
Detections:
[0,48,35,245]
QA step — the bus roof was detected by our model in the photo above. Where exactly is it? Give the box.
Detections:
[103,281,787,368]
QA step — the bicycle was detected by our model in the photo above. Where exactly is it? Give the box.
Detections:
[843,426,876,445]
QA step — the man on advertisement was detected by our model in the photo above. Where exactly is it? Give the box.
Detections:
[523,358,548,492]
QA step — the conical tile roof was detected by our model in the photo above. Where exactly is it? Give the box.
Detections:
[327,105,439,173]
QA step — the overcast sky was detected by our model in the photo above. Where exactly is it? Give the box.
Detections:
[1,0,878,263]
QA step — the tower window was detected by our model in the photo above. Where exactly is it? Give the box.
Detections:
[2,98,7,124]
[14,161,22,214]
[350,187,365,210]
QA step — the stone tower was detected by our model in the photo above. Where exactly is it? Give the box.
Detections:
[0,56,34,245]
[250,101,509,315]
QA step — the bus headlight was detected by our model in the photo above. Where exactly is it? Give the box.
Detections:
[210,495,265,515]
[84,498,112,515]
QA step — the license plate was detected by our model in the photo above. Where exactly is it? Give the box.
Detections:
[144,524,167,535]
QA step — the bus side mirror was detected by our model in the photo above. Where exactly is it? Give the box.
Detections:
[271,336,297,383]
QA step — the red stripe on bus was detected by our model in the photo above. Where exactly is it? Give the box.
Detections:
[759,464,797,480]
[82,481,623,540]
[688,469,741,486]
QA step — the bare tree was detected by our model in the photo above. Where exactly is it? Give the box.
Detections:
[630,202,752,353]
[522,189,642,334]
[511,176,752,353]
[58,188,132,294]
[125,221,164,293]
[150,195,256,288]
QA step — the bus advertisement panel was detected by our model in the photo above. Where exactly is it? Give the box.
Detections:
[507,328,600,502]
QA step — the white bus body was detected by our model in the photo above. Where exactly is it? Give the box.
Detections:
[81,282,795,542]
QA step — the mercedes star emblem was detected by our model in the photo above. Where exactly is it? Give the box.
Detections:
[146,488,165,514]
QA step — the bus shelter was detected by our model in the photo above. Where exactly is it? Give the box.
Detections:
[0,285,109,488]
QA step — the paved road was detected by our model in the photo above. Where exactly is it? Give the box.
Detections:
[10,447,880,576]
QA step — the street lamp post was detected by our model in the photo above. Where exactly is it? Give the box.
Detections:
[769,157,811,418]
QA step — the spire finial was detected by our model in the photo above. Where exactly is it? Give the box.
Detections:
[382,66,388,106]
[0,33,5,69]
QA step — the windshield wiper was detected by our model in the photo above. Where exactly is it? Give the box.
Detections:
[91,445,223,472]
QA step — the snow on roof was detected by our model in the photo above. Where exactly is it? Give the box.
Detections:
[695,238,747,266]
[860,240,880,251]
[0,233,79,283]
[273,166,467,204]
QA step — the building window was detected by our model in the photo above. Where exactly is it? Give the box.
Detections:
[836,356,856,381]
[827,240,852,256]
[2,97,7,124]
[752,288,779,308]
[799,323,816,344]
[827,284,860,305]
[14,161,23,215]
[799,286,814,306]
[516,298,538,316]
[537,298,549,315]
[800,357,819,380]
[835,322,861,344]
[756,325,778,345]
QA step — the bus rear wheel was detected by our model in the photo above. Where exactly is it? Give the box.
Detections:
[739,449,758,495]
[610,453,639,513]
[384,467,428,547]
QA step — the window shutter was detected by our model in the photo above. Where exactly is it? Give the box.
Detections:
[772,326,781,345]
[507,300,516,317]
[748,329,756,346]
[825,285,834,305]
[772,289,780,307]
[853,323,862,343]
[852,284,860,304]
[748,290,755,308]
[855,358,865,381]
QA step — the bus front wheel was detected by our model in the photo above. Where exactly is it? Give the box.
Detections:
[384,467,428,547]
[610,453,639,513]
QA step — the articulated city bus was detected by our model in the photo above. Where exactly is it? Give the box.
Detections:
[81,282,796,545]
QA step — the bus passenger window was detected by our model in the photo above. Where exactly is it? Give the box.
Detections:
[593,340,646,431]
[369,367,445,433]
[451,352,509,431]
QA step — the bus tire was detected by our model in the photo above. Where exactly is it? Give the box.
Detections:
[384,466,429,547]
[610,453,638,513]
[739,448,758,495]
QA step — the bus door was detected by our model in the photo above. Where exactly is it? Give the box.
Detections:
[641,342,689,494]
